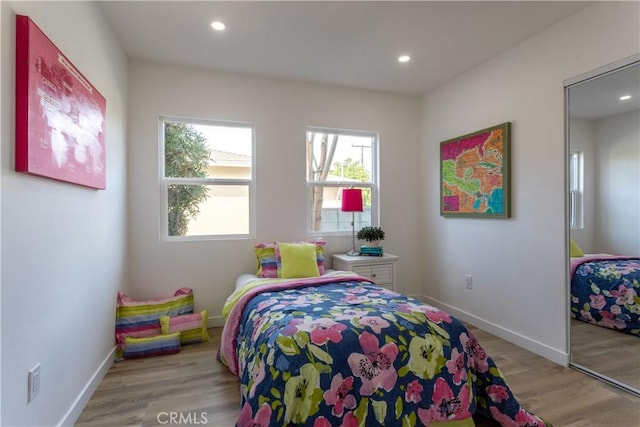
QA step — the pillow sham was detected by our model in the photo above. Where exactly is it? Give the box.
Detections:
[570,238,585,257]
[254,244,278,278]
[160,310,209,344]
[276,242,320,278]
[254,240,326,278]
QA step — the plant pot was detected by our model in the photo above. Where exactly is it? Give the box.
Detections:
[363,240,380,247]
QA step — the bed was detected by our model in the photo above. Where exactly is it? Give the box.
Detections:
[218,269,550,426]
[570,254,640,337]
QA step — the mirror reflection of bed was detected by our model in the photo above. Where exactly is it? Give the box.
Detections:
[565,57,640,395]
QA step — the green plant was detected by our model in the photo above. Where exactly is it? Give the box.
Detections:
[357,226,385,242]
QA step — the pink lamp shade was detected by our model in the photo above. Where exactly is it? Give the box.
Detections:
[341,188,363,212]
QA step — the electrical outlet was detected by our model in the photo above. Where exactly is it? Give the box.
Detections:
[28,363,40,403]
[465,274,473,290]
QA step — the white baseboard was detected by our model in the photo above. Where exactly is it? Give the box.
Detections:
[57,347,115,427]
[419,295,569,366]
[208,315,225,328]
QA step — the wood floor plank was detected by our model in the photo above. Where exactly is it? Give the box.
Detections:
[570,319,640,390]
[76,327,640,426]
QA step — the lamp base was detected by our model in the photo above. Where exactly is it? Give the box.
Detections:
[346,250,360,256]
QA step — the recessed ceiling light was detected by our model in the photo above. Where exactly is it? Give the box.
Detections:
[210,21,226,31]
[398,55,411,63]
[619,95,632,101]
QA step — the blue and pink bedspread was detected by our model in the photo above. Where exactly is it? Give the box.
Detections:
[570,255,640,336]
[218,273,550,426]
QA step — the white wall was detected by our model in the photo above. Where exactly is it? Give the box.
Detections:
[568,117,595,252]
[0,1,635,423]
[419,1,639,364]
[0,2,128,426]
[0,1,4,422]
[127,61,422,324]
[594,109,640,256]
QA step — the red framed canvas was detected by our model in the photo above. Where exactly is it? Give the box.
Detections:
[15,15,106,189]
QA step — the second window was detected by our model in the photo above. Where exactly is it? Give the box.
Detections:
[306,127,379,234]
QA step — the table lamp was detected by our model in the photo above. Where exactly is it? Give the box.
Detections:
[341,188,363,256]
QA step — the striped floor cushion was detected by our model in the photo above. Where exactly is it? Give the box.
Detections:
[115,287,194,360]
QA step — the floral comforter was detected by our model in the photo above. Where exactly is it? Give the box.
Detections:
[218,273,550,427]
[570,255,640,336]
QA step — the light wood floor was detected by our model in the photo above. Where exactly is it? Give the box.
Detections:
[570,319,640,391]
[76,326,640,427]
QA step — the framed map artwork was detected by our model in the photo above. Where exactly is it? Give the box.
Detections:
[440,122,510,218]
[15,15,106,189]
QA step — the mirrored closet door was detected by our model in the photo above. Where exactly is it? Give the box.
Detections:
[565,55,640,396]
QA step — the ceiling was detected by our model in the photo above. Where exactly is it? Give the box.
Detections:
[97,1,593,95]
[569,62,640,120]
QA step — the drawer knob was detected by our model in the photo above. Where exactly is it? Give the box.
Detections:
[372,273,377,278]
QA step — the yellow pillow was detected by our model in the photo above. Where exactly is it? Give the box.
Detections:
[570,238,584,257]
[276,242,320,278]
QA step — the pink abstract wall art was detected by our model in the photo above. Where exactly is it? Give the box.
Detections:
[15,15,106,189]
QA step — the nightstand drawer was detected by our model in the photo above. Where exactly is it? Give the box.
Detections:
[332,253,398,292]
[353,264,393,285]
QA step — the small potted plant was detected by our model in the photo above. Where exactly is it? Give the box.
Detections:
[357,226,385,247]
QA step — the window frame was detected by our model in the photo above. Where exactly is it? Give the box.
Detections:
[306,126,379,236]
[159,116,256,241]
[569,151,583,229]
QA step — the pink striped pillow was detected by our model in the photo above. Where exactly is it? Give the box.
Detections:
[160,310,209,344]
[254,243,278,278]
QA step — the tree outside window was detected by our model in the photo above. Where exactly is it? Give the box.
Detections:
[165,122,211,236]
[161,118,254,239]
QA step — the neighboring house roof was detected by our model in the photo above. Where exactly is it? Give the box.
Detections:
[210,149,251,167]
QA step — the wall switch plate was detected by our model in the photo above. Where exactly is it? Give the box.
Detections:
[465,274,473,289]
[28,363,40,403]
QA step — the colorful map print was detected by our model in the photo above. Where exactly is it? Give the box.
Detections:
[441,124,509,216]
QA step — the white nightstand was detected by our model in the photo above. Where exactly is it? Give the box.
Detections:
[332,253,399,291]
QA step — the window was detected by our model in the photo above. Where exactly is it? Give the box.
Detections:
[161,117,254,240]
[569,151,583,229]
[306,127,378,234]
